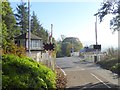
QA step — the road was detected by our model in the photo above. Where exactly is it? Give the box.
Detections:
[56,57,120,89]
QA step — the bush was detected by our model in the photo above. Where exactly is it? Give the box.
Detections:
[111,63,120,75]
[2,42,26,57]
[97,58,120,76]
[2,54,56,89]
[97,59,118,70]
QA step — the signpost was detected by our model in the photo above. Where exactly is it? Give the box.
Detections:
[43,43,55,51]
[41,24,56,70]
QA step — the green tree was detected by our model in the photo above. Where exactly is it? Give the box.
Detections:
[30,11,49,43]
[31,11,41,35]
[66,43,72,57]
[2,1,19,51]
[15,2,28,34]
[56,40,63,57]
[95,0,120,32]
[2,1,17,39]
[61,37,83,56]
[37,27,49,43]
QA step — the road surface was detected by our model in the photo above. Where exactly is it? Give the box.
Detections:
[56,57,120,89]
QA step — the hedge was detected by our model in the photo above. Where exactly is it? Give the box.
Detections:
[2,54,56,90]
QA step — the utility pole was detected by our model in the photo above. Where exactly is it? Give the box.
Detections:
[28,0,31,54]
[51,24,53,43]
[95,15,98,45]
[94,15,98,63]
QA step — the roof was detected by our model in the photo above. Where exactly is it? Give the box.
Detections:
[15,33,42,40]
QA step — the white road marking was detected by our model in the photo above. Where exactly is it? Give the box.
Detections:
[60,68,66,76]
[90,73,111,88]
[81,68,85,70]
[57,66,66,76]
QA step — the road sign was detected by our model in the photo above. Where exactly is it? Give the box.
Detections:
[93,45,101,50]
[43,43,55,51]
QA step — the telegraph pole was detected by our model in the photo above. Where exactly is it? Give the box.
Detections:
[95,15,98,45]
[51,24,53,43]
[28,0,31,54]
[94,15,98,63]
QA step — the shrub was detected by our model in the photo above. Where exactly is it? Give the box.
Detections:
[2,54,56,89]
[2,42,26,57]
[97,59,118,70]
[111,63,120,75]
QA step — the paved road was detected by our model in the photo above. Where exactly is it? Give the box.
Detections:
[56,57,120,89]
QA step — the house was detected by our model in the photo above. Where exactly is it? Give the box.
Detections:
[15,33,43,58]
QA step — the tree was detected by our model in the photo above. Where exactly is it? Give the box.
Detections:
[61,35,66,41]
[30,11,49,43]
[2,1,19,51]
[95,0,120,31]
[31,11,41,35]
[66,43,72,57]
[61,37,83,56]
[2,1,17,39]
[56,40,63,57]
[15,2,28,34]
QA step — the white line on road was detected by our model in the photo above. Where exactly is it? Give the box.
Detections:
[57,66,66,76]
[61,68,66,76]
[90,73,111,88]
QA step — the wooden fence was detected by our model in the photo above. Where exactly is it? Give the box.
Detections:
[28,51,56,70]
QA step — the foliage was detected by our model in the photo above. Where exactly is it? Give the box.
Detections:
[97,58,118,70]
[2,1,16,34]
[30,11,51,43]
[2,54,56,89]
[106,47,118,59]
[97,47,119,75]
[15,2,28,34]
[2,42,26,57]
[111,63,120,75]
[66,43,72,57]
[61,37,83,57]
[95,0,120,31]
[56,41,64,58]
[2,1,21,54]
[31,11,41,35]
[37,27,49,43]
[2,1,17,43]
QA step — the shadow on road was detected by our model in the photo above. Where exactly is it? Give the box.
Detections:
[61,67,72,69]
[73,60,93,64]
[65,82,120,90]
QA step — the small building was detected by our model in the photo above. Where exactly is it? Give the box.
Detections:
[15,33,43,58]
[79,45,102,62]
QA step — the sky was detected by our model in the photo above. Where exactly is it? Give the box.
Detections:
[9,0,118,50]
